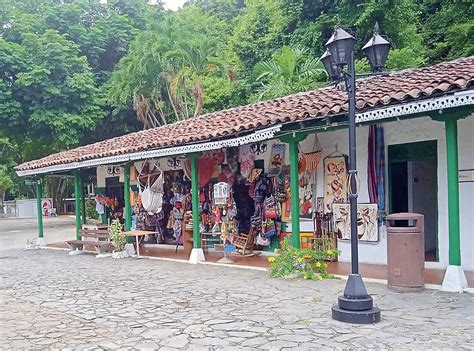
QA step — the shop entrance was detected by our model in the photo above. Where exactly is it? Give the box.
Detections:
[388,140,438,262]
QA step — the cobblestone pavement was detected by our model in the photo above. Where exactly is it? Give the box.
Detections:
[0,249,473,350]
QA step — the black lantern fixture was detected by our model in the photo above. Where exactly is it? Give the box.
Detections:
[250,141,268,155]
[321,23,392,325]
[362,22,392,73]
[325,26,356,67]
[320,50,340,81]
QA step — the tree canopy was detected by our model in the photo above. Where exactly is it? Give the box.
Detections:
[0,0,472,198]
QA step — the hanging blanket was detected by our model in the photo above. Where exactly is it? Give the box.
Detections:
[268,143,285,177]
[184,157,215,187]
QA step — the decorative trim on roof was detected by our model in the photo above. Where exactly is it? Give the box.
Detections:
[16,125,282,177]
[356,90,474,123]
[14,57,474,175]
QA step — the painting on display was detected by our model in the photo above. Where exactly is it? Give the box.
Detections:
[268,143,286,177]
[333,203,379,242]
[323,155,348,213]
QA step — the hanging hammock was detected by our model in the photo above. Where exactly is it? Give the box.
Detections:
[136,160,164,214]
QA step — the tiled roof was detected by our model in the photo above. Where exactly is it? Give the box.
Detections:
[15,57,474,172]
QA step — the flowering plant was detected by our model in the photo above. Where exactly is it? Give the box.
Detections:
[268,236,340,280]
[109,219,126,252]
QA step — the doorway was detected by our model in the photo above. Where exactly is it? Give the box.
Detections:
[388,141,438,262]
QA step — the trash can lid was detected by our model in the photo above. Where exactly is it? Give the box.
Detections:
[386,212,424,231]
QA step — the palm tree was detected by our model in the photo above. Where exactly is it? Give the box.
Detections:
[168,37,223,118]
[253,46,327,101]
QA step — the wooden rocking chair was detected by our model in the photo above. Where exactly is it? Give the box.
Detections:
[231,228,256,256]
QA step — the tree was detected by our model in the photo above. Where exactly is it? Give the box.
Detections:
[0,165,13,216]
[253,46,326,101]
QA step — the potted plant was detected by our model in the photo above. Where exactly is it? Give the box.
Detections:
[109,219,128,258]
[268,236,340,280]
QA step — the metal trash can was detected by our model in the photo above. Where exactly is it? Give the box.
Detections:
[386,213,424,292]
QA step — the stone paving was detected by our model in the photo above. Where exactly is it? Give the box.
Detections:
[0,248,473,350]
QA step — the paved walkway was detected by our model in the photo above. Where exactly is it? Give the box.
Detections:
[0,216,75,250]
[0,249,473,350]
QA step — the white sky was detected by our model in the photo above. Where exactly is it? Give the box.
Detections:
[162,0,187,11]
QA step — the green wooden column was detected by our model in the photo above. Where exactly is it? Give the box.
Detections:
[281,133,308,248]
[288,140,301,248]
[445,118,461,266]
[35,179,44,239]
[189,153,201,248]
[124,163,132,243]
[80,177,86,225]
[73,171,82,240]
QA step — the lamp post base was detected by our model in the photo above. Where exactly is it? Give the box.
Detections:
[331,274,381,324]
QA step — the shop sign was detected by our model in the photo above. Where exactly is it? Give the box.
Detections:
[25,179,40,186]
[459,169,474,183]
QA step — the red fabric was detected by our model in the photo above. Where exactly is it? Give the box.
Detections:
[184,157,215,187]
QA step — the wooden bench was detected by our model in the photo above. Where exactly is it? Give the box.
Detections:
[66,229,114,254]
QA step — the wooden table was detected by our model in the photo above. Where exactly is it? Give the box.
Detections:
[124,230,158,257]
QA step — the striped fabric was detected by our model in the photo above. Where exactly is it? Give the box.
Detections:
[303,150,322,172]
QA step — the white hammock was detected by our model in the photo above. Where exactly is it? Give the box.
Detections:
[137,160,164,214]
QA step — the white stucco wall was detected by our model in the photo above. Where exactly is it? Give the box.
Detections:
[313,115,473,271]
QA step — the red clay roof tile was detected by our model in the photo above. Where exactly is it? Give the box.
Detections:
[15,57,474,172]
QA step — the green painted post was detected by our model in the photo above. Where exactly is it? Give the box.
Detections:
[189,153,201,248]
[74,172,82,240]
[124,163,132,243]
[80,177,86,225]
[35,180,44,239]
[445,118,461,266]
[289,140,301,248]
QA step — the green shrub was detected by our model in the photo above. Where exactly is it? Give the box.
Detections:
[109,219,125,252]
[268,236,339,280]
[85,199,99,220]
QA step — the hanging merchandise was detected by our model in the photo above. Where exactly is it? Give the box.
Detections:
[183,157,215,187]
[137,161,164,214]
[94,195,105,215]
[367,125,386,223]
[213,182,229,205]
[264,195,277,219]
[268,143,286,177]
[225,147,240,174]
[262,219,277,238]
[323,151,348,213]
[274,172,286,203]
[256,233,270,246]
[239,144,255,179]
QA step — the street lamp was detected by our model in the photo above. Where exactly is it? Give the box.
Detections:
[320,23,392,324]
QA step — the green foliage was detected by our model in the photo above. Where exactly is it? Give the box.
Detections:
[85,199,99,220]
[2,0,472,201]
[0,165,13,196]
[268,236,339,280]
[109,219,126,252]
[253,46,326,101]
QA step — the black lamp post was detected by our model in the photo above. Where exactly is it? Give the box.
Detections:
[320,23,392,324]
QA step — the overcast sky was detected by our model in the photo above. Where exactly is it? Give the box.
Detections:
[163,0,187,11]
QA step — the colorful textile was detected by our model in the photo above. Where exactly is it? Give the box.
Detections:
[303,150,322,172]
[268,143,285,177]
[239,144,255,179]
[367,125,386,222]
[367,125,378,203]
[184,157,215,187]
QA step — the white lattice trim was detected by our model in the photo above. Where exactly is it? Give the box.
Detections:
[16,125,282,177]
[356,90,474,123]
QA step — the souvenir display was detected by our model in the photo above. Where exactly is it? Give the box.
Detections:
[268,143,285,177]
[333,203,379,242]
[323,154,348,213]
